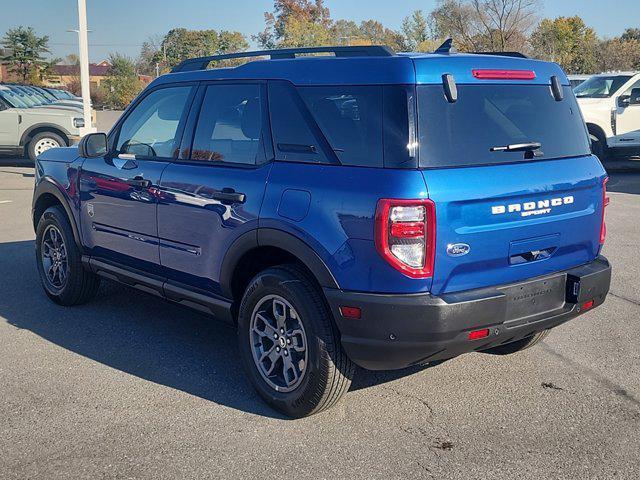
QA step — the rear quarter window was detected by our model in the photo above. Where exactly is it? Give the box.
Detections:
[418,84,591,168]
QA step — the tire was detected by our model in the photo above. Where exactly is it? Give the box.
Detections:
[482,330,549,356]
[237,264,354,418]
[35,205,100,306]
[28,131,66,161]
[589,129,608,162]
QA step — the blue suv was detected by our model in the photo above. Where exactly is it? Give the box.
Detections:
[32,44,612,417]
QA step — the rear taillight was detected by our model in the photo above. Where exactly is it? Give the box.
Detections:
[375,199,436,278]
[472,69,536,80]
[600,177,610,245]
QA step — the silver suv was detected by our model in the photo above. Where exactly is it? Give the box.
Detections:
[0,85,85,160]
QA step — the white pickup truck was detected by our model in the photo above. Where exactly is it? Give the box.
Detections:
[574,72,640,160]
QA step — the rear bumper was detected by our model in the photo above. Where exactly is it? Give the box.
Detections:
[324,256,611,370]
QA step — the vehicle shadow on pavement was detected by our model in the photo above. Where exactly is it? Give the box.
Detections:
[0,156,33,168]
[607,173,640,195]
[0,240,419,418]
[0,240,288,418]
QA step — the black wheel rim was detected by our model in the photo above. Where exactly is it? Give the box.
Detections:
[41,225,68,289]
[250,294,308,393]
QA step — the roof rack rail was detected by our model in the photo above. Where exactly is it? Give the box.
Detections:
[171,45,396,73]
[472,51,528,59]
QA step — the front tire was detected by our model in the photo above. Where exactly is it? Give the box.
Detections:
[36,206,100,305]
[237,264,354,418]
[28,131,65,160]
[589,129,608,162]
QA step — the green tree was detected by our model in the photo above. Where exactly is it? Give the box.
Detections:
[402,11,430,51]
[531,16,598,73]
[154,28,248,70]
[1,26,52,83]
[332,19,360,45]
[621,28,640,42]
[102,53,143,109]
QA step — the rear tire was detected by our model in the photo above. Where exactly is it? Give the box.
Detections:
[482,330,549,355]
[237,264,354,418]
[35,206,100,306]
[28,131,65,160]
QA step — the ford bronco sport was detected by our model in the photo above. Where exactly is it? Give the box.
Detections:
[32,43,611,418]
[0,85,85,160]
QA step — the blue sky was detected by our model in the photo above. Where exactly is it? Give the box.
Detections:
[1,0,639,62]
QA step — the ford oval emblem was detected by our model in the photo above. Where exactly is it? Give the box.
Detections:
[447,243,470,257]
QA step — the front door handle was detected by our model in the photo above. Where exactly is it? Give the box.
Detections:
[209,188,246,204]
[126,176,151,189]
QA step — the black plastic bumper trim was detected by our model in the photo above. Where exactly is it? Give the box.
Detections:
[324,256,611,371]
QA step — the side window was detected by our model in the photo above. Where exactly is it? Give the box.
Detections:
[298,85,383,167]
[623,79,640,104]
[190,84,265,165]
[116,86,193,159]
[268,82,332,164]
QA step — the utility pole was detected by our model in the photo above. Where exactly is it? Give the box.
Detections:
[76,0,93,135]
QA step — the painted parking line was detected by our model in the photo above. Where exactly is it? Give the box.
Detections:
[0,200,13,204]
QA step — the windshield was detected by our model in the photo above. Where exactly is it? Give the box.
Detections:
[418,84,590,168]
[574,75,633,98]
[0,87,29,108]
[10,87,42,106]
[22,86,52,104]
[33,86,57,102]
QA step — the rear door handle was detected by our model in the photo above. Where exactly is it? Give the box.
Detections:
[126,176,151,189]
[209,188,246,204]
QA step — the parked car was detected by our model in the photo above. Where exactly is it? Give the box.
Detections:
[568,74,591,89]
[574,72,640,159]
[32,44,611,418]
[0,85,85,159]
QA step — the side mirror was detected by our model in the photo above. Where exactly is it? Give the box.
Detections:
[618,95,631,108]
[78,132,107,158]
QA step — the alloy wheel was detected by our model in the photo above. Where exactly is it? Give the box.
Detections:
[250,294,308,393]
[41,225,68,289]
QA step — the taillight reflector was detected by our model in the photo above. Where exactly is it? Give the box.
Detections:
[468,329,490,341]
[581,300,594,311]
[375,199,436,279]
[339,306,361,319]
[600,177,610,245]
[472,69,536,80]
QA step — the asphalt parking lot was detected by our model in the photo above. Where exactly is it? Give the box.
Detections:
[0,158,638,479]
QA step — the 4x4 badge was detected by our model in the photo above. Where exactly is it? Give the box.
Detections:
[447,243,470,257]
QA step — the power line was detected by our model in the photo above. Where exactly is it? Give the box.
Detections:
[49,42,144,47]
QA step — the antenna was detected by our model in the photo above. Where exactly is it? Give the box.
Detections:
[434,38,456,55]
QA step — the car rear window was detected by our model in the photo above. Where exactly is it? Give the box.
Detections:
[418,84,591,168]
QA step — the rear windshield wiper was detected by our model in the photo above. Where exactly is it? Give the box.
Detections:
[490,142,542,153]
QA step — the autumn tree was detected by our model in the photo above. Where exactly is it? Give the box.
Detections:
[430,0,538,52]
[256,0,332,48]
[531,17,598,73]
[595,38,640,72]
